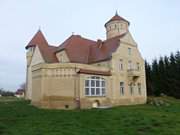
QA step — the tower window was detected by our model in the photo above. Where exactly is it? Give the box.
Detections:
[120,24,123,29]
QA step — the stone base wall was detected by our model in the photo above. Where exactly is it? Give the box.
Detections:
[111,97,147,106]
[32,100,77,110]
[31,96,78,109]
[80,97,146,109]
[31,96,146,109]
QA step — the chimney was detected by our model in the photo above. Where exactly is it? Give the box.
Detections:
[97,39,103,48]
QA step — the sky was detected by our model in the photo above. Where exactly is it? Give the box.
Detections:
[0,0,180,91]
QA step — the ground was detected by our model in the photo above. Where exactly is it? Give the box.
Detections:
[0,97,180,135]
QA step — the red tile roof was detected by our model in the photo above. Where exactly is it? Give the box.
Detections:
[26,23,127,64]
[88,34,126,63]
[15,89,25,95]
[56,35,97,64]
[56,33,126,64]
[25,30,58,63]
[105,13,130,27]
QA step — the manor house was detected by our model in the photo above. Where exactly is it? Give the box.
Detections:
[25,12,147,109]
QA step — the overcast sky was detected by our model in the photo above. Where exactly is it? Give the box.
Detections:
[0,0,180,91]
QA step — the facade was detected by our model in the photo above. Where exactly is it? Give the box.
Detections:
[25,13,147,109]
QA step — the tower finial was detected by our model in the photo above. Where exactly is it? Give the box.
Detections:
[115,10,118,16]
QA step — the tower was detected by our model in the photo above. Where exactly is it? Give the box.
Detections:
[25,30,47,100]
[105,12,130,39]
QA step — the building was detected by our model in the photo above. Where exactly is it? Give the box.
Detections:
[15,89,25,98]
[25,12,147,109]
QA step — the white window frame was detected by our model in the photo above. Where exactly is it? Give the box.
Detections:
[129,83,134,95]
[85,76,106,97]
[120,82,124,96]
[128,60,132,70]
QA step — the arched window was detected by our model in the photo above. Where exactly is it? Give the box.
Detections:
[85,76,106,96]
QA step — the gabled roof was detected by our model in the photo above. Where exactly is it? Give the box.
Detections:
[56,35,97,64]
[56,33,127,64]
[105,12,130,27]
[25,30,58,63]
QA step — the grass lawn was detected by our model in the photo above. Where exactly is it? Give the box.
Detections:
[0,97,180,135]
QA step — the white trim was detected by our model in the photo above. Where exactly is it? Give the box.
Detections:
[85,76,106,97]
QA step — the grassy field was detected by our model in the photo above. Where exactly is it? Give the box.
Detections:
[0,97,180,135]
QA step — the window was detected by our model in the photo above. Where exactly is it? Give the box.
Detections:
[120,23,123,29]
[119,59,123,71]
[137,83,141,95]
[128,60,132,70]
[128,48,132,55]
[85,76,106,96]
[129,83,134,95]
[120,82,124,96]
[137,62,140,70]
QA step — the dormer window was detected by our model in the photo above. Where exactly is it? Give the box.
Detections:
[59,54,64,63]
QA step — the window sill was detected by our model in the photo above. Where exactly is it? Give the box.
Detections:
[85,95,106,97]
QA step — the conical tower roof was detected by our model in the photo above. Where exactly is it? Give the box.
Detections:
[25,30,48,49]
[105,12,130,27]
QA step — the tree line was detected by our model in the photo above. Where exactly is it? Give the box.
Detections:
[145,51,180,98]
[0,88,14,96]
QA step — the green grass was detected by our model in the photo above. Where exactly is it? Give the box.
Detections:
[0,97,180,135]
